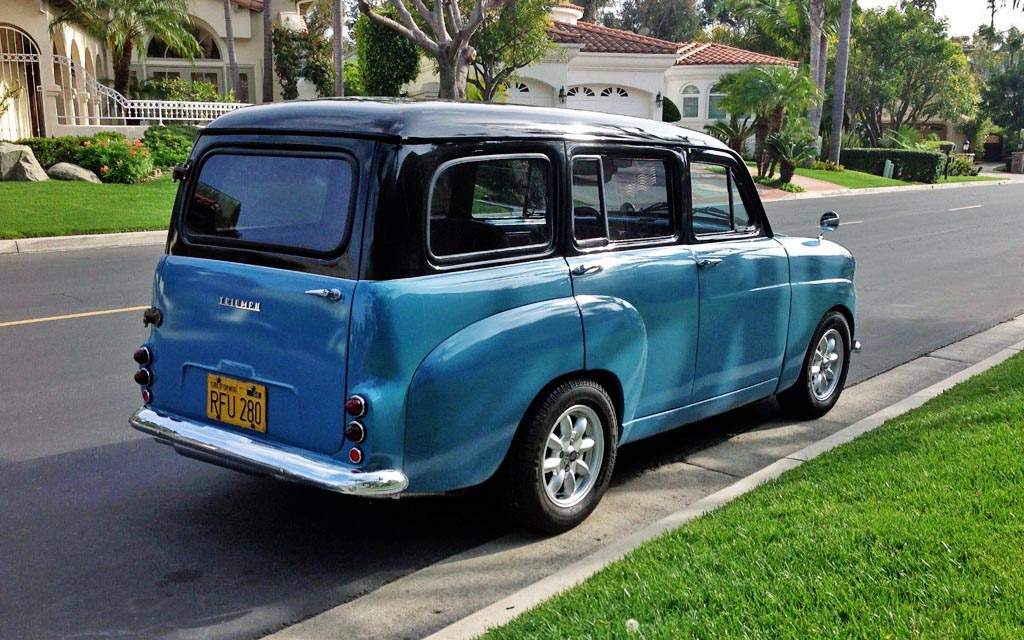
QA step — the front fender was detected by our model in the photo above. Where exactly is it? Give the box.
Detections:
[403,297,584,493]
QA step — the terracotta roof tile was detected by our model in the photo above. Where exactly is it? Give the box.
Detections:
[558,2,585,11]
[548,20,680,55]
[674,42,795,66]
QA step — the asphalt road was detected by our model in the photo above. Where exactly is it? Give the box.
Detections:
[1,182,1022,639]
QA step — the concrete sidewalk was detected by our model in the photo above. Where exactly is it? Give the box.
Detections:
[0,230,165,255]
[267,314,1024,640]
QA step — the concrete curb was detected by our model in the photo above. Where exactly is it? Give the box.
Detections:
[425,338,1024,640]
[771,178,1017,202]
[0,230,165,255]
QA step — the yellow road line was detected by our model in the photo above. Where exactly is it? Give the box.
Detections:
[0,305,149,328]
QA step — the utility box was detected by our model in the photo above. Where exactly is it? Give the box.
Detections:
[883,159,895,179]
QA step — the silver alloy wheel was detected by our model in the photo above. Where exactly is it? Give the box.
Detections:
[810,328,844,401]
[539,404,605,508]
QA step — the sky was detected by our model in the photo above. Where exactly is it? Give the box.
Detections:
[857,0,1024,37]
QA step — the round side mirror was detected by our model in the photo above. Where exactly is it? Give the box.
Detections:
[820,211,840,236]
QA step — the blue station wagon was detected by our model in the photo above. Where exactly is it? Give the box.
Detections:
[130,100,858,533]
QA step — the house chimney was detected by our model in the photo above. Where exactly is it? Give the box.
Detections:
[550,3,584,25]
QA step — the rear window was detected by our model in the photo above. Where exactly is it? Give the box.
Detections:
[185,152,356,255]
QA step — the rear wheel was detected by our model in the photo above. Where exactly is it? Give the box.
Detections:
[778,311,851,419]
[502,379,618,534]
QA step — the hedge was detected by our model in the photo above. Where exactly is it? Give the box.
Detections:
[15,136,91,168]
[840,148,944,184]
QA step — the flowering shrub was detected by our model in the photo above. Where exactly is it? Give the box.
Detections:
[76,136,154,184]
[143,125,197,168]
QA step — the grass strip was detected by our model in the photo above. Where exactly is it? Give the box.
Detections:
[0,175,176,239]
[484,352,1024,639]
[794,167,906,188]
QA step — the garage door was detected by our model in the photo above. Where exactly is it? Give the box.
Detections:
[566,85,649,119]
[507,81,554,107]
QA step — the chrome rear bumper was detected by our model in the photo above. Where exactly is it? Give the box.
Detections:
[130,407,408,497]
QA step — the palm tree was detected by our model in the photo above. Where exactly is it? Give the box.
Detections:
[767,119,818,183]
[807,0,826,135]
[719,64,819,178]
[827,0,852,165]
[705,115,756,155]
[223,0,243,98]
[333,0,345,96]
[50,0,200,97]
[263,0,274,102]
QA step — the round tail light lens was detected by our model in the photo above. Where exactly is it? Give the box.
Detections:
[345,421,367,444]
[348,447,364,464]
[133,346,152,365]
[345,395,367,418]
[142,389,153,403]
[134,368,152,386]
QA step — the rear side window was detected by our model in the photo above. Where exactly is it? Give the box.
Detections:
[571,155,673,244]
[690,162,754,236]
[185,153,356,255]
[428,155,551,260]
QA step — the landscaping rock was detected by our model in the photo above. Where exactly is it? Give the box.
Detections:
[47,162,101,184]
[0,142,48,182]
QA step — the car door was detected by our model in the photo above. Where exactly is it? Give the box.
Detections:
[688,152,791,403]
[565,145,700,421]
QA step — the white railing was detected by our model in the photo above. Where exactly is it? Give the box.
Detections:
[52,55,248,126]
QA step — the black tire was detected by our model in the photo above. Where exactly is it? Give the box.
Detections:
[501,379,618,534]
[778,311,852,419]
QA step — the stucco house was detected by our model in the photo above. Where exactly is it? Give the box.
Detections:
[1,0,790,143]
[408,3,793,129]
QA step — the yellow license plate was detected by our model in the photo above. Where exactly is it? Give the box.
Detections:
[206,374,267,433]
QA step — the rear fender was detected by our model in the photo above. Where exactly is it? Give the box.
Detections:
[403,298,585,493]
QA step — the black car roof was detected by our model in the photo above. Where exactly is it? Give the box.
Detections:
[204,98,729,149]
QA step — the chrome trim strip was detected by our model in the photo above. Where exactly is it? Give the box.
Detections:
[129,407,408,497]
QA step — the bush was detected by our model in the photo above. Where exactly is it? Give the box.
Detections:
[944,153,979,177]
[661,96,681,123]
[76,137,154,184]
[143,125,197,168]
[811,160,845,172]
[15,136,90,168]
[840,148,944,183]
[154,77,235,103]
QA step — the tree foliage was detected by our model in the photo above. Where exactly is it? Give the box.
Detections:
[718,64,819,178]
[468,0,554,102]
[49,0,200,97]
[271,26,335,99]
[354,13,421,96]
[845,6,977,146]
[982,66,1024,135]
[356,0,517,100]
[618,0,701,43]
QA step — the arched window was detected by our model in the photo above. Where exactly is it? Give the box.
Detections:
[567,86,595,97]
[514,82,530,93]
[148,24,220,59]
[680,85,699,119]
[600,86,629,98]
[708,83,728,120]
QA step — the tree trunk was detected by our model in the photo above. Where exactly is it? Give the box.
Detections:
[779,160,796,183]
[828,0,853,164]
[436,46,473,100]
[754,119,769,178]
[224,0,243,98]
[333,0,345,96]
[263,0,273,103]
[807,0,826,135]
[113,42,132,98]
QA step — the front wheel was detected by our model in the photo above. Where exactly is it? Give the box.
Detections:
[502,379,618,534]
[778,311,852,419]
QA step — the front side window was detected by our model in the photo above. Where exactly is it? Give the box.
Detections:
[571,155,673,243]
[428,156,551,260]
[690,161,755,236]
[185,152,356,255]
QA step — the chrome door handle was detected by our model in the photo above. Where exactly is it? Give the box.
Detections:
[571,264,603,276]
[305,288,343,301]
[697,258,723,268]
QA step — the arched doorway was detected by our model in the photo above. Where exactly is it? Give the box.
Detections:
[0,24,44,140]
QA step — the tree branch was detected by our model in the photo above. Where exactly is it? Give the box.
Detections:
[358,0,439,55]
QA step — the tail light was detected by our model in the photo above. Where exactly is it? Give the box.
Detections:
[133,346,152,365]
[134,368,152,386]
[345,421,366,444]
[345,395,367,418]
[348,447,364,464]
[142,389,153,403]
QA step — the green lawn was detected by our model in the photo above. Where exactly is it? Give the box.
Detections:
[484,352,1024,639]
[935,174,1006,184]
[794,167,907,188]
[0,175,177,239]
